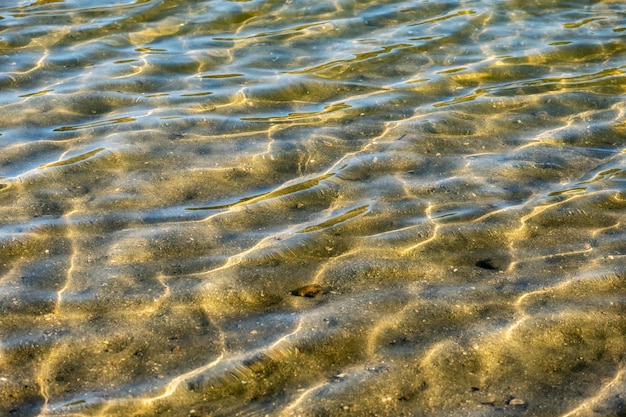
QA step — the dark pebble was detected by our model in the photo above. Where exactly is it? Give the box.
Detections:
[290,284,323,297]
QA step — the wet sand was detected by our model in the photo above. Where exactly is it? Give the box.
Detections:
[1,0,626,416]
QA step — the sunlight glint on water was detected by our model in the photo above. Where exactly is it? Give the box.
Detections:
[0,0,625,416]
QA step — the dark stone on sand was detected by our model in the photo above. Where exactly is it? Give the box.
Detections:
[475,259,500,270]
[290,284,323,297]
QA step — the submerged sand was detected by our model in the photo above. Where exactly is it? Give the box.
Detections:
[1,0,626,416]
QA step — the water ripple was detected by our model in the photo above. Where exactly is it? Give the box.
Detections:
[1,0,626,416]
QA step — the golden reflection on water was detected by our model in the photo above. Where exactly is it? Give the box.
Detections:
[1,0,626,416]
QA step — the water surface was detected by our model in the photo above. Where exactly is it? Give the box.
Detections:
[1,0,626,416]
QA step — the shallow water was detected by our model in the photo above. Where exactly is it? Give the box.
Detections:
[1,0,626,416]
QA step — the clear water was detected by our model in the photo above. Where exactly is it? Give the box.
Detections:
[1,0,626,416]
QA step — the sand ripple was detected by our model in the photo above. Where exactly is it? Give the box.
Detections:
[1,0,626,415]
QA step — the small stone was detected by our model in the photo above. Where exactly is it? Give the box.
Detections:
[290,284,323,298]
[475,259,500,270]
[509,398,526,408]
[331,372,346,381]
